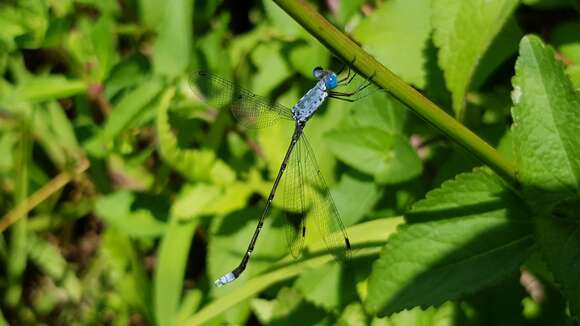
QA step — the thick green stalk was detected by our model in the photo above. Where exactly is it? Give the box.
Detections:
[273,0,519,187]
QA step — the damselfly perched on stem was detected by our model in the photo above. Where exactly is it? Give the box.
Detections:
[191,65,373,287]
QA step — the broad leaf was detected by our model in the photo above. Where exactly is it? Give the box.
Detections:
[432,0,519,116]
[95,191,167,237]
[365,169,534,316]
[295,262,356,311]
[371,302,457,325]
[331,173,381,227]
[325,127,421,184]
[512,35,580,319]
[511,35,580,204]
[347,92,408,134]
[352,0,431,88]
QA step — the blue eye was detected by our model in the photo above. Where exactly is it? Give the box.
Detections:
[325,73,337,89]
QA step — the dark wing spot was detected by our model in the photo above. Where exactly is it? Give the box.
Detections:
[286,211,305,232]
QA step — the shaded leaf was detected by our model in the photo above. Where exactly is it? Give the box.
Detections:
[366,169,534,316]
[535,216,580,319]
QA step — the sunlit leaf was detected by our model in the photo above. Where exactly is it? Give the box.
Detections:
[95,191,166,237]
[352,0,431,88]
[325,127,421,184]
[432,0,519,116]
[511,35,580,204]
[154,215,197,326]
[152,0,193,77]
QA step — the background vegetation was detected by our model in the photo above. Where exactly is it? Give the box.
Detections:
[1,0,579,325]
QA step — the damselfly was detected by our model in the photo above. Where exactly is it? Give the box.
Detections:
[191,65,373,287]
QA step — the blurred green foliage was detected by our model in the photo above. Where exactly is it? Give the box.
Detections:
[0,0,579,325]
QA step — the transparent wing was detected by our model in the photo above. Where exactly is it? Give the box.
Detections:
[190,71,294,128]
[275,137,307,258]
[300,134,351,260]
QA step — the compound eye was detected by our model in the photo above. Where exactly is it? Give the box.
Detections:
[326,73,338,89]
[312,67,324,79]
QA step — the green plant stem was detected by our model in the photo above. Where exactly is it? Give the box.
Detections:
[273,0,519,187]
[0,159,90,234]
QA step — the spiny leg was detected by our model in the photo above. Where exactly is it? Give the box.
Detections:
[330,71,377,100]
[337,57,357,85]
[327,95,356,102]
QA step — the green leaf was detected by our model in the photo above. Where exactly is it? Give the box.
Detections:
[27,233,67,280]
[102,78,163,143]
[352,0,431,88]
[154,215,197,326]
[95,191,167,237]
[250,42,292,95]
[152,0,193,77]
[325,127,421,184]
[156,87,232,182]
[3,0,49,49]
[331,173,381,226]
[295,262,354,311]
[5,75,87,104]
[196,15,232,77]
[337,303,367,326]
[334,0,367,25]
[511,35,580,203]
[365,169,534,316]
[252,287,326,325]
[535,216,580,319]
[176,289,203,323]
[522,0,575,8]
[287,37,330,79]
[371,302,457,325]
[101,227,153,320]
[139,0,167,29]
[432,0,519,116]
[470,17,523,90]
[91,14,118,81]
[262,0,303,36]
[347,92,407,134]
[171,182,251,220]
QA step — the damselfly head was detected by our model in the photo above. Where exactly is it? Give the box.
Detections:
[312,67,337,90]
[312,66,325,79]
